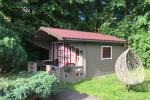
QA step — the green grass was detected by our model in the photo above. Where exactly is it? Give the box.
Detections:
[65,69,150,100]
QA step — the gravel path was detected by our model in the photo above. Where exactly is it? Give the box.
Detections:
[52,89,99,100]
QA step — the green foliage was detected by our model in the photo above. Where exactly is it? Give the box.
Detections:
[0,71,60,100]
[0,14,27,73]
[0,0,89,30]
[99,2,150,68]
[129,33,150,68]
[0,37,27,72]
[135,12,150,32]
[109,0,125,9]
[0,0,149,69]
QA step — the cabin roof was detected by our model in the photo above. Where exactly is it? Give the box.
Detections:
[36,27,126,43]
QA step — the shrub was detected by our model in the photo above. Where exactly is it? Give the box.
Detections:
[0,37,27,73]
[1,71,60,100]
[129,33,150,68]
[0,78,11,96]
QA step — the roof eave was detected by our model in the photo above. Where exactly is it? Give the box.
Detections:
[63,38,127,44]
[38,26,63,40]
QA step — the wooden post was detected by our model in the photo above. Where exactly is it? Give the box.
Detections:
[46,65,52,74]
[28,61,37,72]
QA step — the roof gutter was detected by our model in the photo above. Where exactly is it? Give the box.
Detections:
[63,38,127,44]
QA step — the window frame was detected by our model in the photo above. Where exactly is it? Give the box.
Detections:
[101,46,112,60]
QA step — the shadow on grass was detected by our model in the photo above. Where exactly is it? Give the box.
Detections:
[129,80,150,92]
[51,89,96,100]
[59,79,98,100]
[114,80,150,95]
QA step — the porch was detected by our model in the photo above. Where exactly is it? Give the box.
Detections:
[31,28,85,68]
[28,60,85,83]
[27,41,86,82]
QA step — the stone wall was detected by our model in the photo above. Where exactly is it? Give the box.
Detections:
[28,61,85,83]
[47,66,85,83]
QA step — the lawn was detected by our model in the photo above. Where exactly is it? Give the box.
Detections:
[65,69,150,100]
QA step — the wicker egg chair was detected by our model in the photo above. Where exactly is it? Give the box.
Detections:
[115,48,144,85]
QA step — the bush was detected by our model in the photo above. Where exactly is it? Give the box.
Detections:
[0,78,11,96]
[0,37,27,73]
[0,71,60,100]
[129,33,150,68]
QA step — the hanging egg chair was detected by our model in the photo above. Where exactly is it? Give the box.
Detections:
[115,48,144,85]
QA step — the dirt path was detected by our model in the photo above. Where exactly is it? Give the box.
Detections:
[52,89,99,100]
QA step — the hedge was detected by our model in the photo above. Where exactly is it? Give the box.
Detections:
[0,71,60,100]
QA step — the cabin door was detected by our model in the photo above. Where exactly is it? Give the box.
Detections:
[76,50,83,66]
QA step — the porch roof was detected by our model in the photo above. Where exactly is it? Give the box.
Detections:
[36,27,126,43]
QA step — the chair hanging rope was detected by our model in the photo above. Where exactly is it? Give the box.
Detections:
[115,48,144,85]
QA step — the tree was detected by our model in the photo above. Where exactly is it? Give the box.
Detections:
[0,14,27,73]
[0,36,27,73]
[129,33,150,68]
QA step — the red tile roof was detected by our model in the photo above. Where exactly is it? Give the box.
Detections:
[38,27,126,43]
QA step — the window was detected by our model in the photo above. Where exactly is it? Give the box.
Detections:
[76,49,83,66]
[101,46,112,60]
[64,44,71,65]
[57,43,72,67]
[57,43,64,67]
